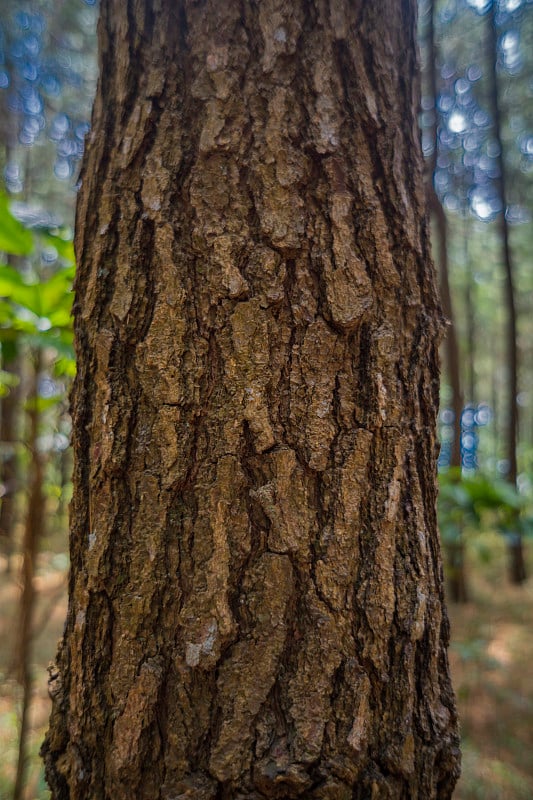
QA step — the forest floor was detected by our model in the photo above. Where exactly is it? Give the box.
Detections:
[448,532,533,800]
[0,533,532,799]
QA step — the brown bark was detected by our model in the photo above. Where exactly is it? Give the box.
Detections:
[487,1,525,584]
[43,2,460,798]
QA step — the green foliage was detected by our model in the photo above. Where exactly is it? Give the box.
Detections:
[24,394,66,413]
[0,263,74,323]
[438,468,532,543]
[439,468,481,542]
[0,367,20,397]
[0,192,75,385]
[0,193,33,256]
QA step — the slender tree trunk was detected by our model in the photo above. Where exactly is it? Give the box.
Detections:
[487,0,525,583]
[57,429,72,526]
[13,351,45,800]
[429,199,468,603]
[0,131,22,572]
[0,349,20,572]
[429,194,463,469]
[463,214,476,406]
[425,0,463,472]
[491,334,500,460]
[428,195,463,472]
[426,0,467,604]
[43,2,460,798]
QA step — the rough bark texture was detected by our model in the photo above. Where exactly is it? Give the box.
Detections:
[43,1,460,798]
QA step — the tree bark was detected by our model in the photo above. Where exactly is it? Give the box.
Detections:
[43,1,460,798]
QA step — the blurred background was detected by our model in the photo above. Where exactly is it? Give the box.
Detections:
[0,0,532,797]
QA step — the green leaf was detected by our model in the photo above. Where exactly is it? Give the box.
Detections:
[0,265,26,295]
[0,193,34,256]
[10,284,43,316]
[25,394,63,413]
[1,316,40,336]
[0,338,18,363]
[0,368,21,397]
[53,354,76,378]
[38,272,73,317]
[41,231,75,264]
[0,264,73,320]
[48,307,73,328]
[0,301,17,327]
[35,327,74,354]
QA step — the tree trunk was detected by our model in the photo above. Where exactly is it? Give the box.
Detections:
[488,1,518,486]
[0,126,23,572]
[428,196,468,604]
[0,349,20,572]
[445,541,469,606]
[487,1,526,583]
[426,0,467,605]
[462,215,476,406]
[13,350,46,800]
[427,193,463,471]
[425,0,463,470]
[42,2,460,798]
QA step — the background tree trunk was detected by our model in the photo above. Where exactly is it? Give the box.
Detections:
[0,112,22,572]
[13,350,46,800]
[426,0,467,605]
[43,1,460,798]
[487,0,526,584]
[461,213,476,407]
[425,0,464,472]
[0,347,21,572]
[428,192,463,473]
